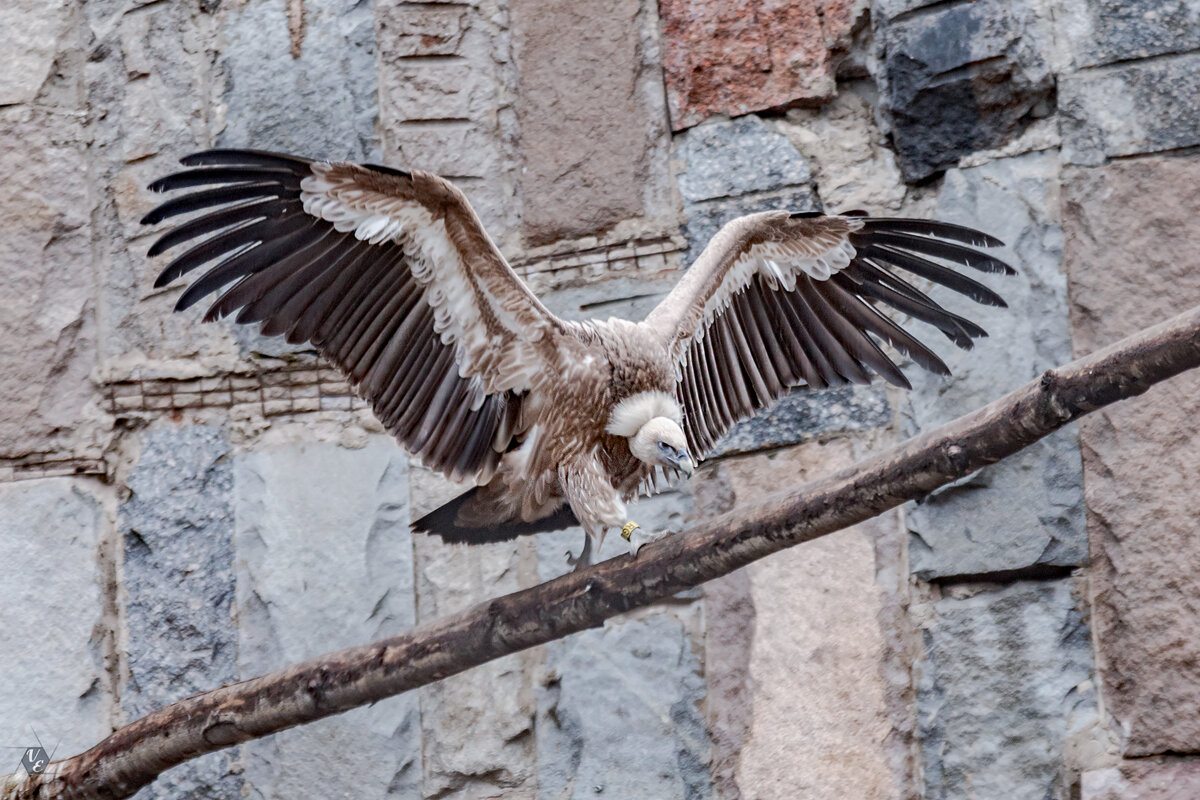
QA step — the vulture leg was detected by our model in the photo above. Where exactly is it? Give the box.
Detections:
[622,521,669,557]
[565,523,606,571]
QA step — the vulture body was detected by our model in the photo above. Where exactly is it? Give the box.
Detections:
[143,150,1012,569]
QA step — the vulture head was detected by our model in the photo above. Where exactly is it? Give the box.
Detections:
[630,416,694,476]
[607,391,694,476]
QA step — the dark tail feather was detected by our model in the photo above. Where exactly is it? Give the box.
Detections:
[411,487,580,544]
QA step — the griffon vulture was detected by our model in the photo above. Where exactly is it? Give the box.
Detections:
[143,150,1011,569]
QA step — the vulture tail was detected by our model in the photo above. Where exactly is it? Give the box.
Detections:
[412,487,580,544]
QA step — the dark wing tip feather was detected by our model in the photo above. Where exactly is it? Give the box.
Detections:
[179,149,314,168]
[860,217,1006,249]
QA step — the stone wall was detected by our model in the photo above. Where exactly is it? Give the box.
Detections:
[2,1,1198,798]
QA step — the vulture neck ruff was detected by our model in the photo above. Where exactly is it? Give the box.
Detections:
[606,391,682,438]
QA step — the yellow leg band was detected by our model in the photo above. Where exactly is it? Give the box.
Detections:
[620,521,640,541]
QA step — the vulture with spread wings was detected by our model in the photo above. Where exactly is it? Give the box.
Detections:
[143,150,1012,569]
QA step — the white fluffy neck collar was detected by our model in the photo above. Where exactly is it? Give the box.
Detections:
[606,391,682,437]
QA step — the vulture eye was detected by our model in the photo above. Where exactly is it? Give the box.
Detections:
[657,441,671,452]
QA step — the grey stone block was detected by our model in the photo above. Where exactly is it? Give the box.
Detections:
[537,613,711,799]
[233,437,420,798]
[219,0,379,160]
[674,116,812,204]
[120,426,241,799]
[674,114,816,266]
[711,384,891,459]
[918,579,1098,800]
[0,479,110,760]
[1053,0,1200,71]
[1060,53,1200,166]
[904,152,1086,580]
[877,0,1055,181]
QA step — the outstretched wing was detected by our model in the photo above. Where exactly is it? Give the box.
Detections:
[143,149,566,481]
[642,210,1012,456]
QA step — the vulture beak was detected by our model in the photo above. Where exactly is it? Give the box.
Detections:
[674,451,695,476]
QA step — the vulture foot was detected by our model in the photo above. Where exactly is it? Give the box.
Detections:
[622,521,667,557]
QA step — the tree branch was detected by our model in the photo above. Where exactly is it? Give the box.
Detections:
[6,305,1200,800]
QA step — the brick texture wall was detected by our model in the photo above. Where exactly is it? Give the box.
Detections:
[2,1,1199,798]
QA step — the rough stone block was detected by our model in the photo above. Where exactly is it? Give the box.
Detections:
[1082,759,1200,800]
[658,0,865,130]
[508,0,676,245]
[376,1,523,248]
[233,437,420,798]
[918,580,1098,800]
[904,153,1086,580]
[536,613,711,799]
[219,0,379,159]
[701,441,909,799]
[388,123,502,177]
[381,61,493,123]
[377,3,469,58]
[0,479,110,760]
[778,91,910,213]
[97,2,241,366]
[673,115,816,265]
[1060,53,1200,166]
[1063,155,1200,755]
[674,116,812,204]
[0,106,97,459]
[408,466,538,797]
[0,0,73,105]
[710,384,890,458]
[120,426,241,799]
[1052,0,1200,71]
[877,0,1055,180]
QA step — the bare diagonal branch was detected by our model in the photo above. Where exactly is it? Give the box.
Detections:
[6,305,1200,800]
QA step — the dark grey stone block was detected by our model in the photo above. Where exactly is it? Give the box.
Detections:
[1060,52,1200,166]
[121,426,242,800]
[1054,0,1200,70]
[904,153,1086,580]
[674,115,812,204]
[877,0,1055,181]
[233,438,420,798]
[918,579,1099,800]
[710,384,891,458]
[536,613,712,799]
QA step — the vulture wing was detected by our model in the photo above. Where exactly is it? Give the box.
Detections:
[143,149,567,482]
[642,211,1012,456]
